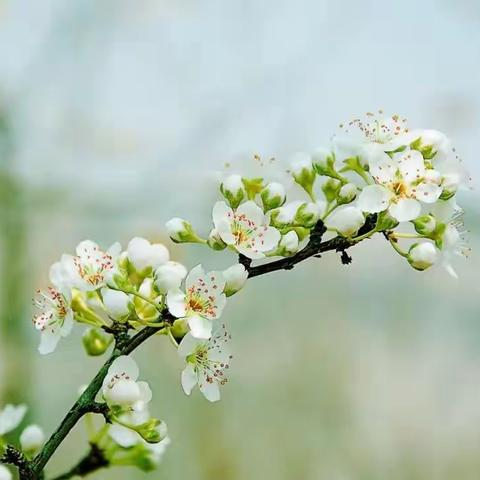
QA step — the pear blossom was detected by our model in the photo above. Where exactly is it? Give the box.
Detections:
[0,404,27,435]
[212,201,281,259]
[57,240,121,291]
[33,286,73,355]
[222,264,248,296]
[20,425,45,452]
[333,111,410,165]
[358,150,442,222]
[167,265,226,339]
[127,237,169,272]
[154,261,187,293]
[0,466,11,480]
[431,200,469,278]
[102,356,152,410]
[326,206,365,237]
[178,326,232,402]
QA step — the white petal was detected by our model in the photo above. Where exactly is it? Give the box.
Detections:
[357,185,391,213]
[212,201,233,230]
[235,201,265,226]
[396,150,425,182]
[369,158,397,184]
[187,315,213,339]
[137,381,152,405]
[108,355,139,382]
[236,244,265,260]
[198,375,221,402]
[388,198,421,222]
[166,289,187,318]
[181,364,198,395]
[60,311,74,337]
[251,226,281,253]
[109,424,141,448]
[39,329,61,355]
[415,182,442,204]
[149,244,170,268]
[185,265,205,290]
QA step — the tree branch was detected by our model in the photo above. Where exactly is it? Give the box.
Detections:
[26,217,379,479]
[49,444,107,480]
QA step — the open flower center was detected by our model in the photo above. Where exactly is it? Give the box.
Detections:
[33,288,69,331]
[74,246,114,286]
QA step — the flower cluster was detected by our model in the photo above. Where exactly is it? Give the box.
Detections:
[0,404,45,479]
[166,111,470,277]
[25,112,471,478]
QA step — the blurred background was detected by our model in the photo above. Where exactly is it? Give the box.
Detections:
[1,0,480,479]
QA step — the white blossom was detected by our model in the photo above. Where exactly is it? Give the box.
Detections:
[178,326,232,402]
[333,112,410,165]
[0,404,27,436]
[33,286,73,355]
[167,265,226,339]
[358,150,442,222]
[56,240,121,291]
[102,356,152,410]
[127,237,169,272]
[20,425,45,452]
[212,201,281,259]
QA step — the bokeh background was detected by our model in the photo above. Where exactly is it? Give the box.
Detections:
[1,1,480,479]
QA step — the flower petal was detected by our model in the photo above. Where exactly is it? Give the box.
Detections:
[166,289,187,318]
[198,375,221,402]
[396,150,425,182]
[415,182,442,204]
[39,329,61,355]
[235,201,265,226]
[357,185,391,213]
[212,201,233,230]
[109,424,141,448]
[185,265,205,291]
[388,198,421,222]
[187,315,213,339]
[181,364,198,395]
[251,226,281,253]
[107,356,139,382]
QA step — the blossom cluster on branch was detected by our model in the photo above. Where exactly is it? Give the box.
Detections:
[0,112,471,479]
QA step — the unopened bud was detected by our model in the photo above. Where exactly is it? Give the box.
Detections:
[207,229,227,251]
[155,262,187,292]
[165,218,204,244]
[322,178,342,203]
[82,328,112,356]
[312,148,336,177]
[290,153,316,197]
[326,206,365,237]
[277,231,299,256]
[407,242,437,271]
[261,182,286,211]
[413,215,437,235]
[220,175,246,208]
[20,425,45,454]
[338,183,357,204]
[223,264,248,297]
